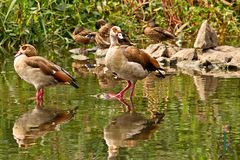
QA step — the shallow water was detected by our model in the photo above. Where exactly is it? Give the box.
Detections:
[0,53,240,160]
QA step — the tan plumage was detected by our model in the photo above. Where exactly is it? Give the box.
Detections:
[72,26,94,45]
[14,44,79,106]
[105,26,165,106]
[144,21,176,43]
[88,19,133,49]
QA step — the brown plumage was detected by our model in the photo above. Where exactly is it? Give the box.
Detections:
[144,21,176,43]
[96,19,108,30]
[88,19,133,49]
[72,26,94,45]
[14,44,79,106]
[123,46,163,72]
[105,26,165,107]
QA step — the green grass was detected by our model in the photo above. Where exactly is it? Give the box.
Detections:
[0,0,239,55]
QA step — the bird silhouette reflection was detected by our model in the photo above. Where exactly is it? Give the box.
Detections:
[104,110,165,159]
[12,106,77,148]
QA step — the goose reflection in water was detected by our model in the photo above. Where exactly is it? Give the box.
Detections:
[12,106,77,148]
[104,106,165,159]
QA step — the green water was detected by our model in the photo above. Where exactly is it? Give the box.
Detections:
[0,54,240,160]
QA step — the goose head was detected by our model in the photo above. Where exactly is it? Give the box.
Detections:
[15,44,37,57]
[109,26,124,46]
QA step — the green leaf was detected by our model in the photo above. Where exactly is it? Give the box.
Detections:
[4,0,17,23]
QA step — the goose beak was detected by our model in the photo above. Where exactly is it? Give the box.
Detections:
[15,51,22,57]
[117,32,124,39]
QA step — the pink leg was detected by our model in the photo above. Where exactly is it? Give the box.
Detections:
[129,81,136,111]
[129,81,136,100]
[108,81,132,100]
[36,88,44,107]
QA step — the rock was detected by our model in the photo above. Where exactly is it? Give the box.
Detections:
[145,43,179,59]
[144,44,167,59]
[214,45,236,52]
[156,57,169,66]
[71,54,89,61]
[144,44,161,54]
[166,46,179,57]
[69,47,97,55]
[69,48,82,54]
[227,53,240,70]
[199,47,240,70]
[169,57,178,66]
[200,60,214,70]
[169,45,240,71]
[176,60,201,72]
[170,48,195,62]
[194,20,218,49]
[151,46,167,58]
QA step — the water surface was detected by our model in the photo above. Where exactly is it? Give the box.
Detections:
[0,53,240,160]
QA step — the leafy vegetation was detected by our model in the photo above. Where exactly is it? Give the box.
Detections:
[0,0,239,55]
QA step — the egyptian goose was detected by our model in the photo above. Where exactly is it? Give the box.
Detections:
[72,26,94,45]
[88,19,133,49]
[105,26,165,106]
[144,20,176,43]
[14,44,79,106]
[95,19,108,30]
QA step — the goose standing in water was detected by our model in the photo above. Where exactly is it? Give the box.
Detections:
[14,44,79,106]
[105,26,165,108]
